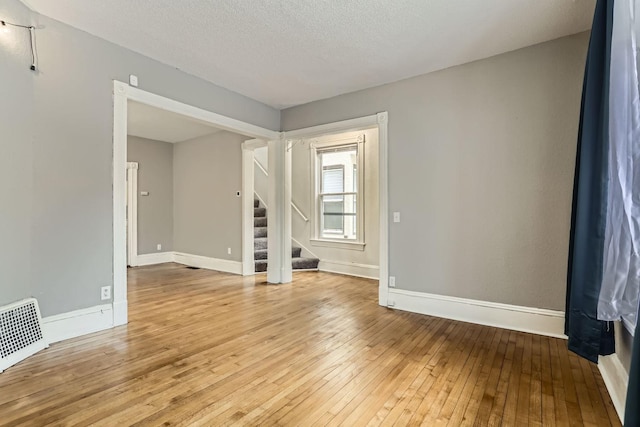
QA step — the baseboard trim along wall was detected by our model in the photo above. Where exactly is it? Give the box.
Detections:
[173,252,243,275]
[387,288,566,339]
[598,353,628,423]
[136,252,174,266]
[318,260,379,280]
[42,304,113,344]
[134,251,243,275]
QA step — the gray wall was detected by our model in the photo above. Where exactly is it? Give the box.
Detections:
[1,0,279,317]
[173,131,245,261]
[282,33,590,312]
[0,0,33,306]
[127,136,174,255]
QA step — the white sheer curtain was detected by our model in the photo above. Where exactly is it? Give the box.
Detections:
[598,0,640,332]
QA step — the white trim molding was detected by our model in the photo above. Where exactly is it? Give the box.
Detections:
[318,260,379,280]
[126,162,139,267]
[136,252,174,266]
[42,304,113,344]
[598,353,628,423]
[387,289,567,338]
[173,252,243,275]
[310,239,365,251]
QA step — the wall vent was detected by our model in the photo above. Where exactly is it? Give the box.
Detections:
[0,298,48,373]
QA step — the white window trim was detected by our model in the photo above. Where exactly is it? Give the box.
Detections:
[309,133,365,250]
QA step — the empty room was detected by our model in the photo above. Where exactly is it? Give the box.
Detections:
[1,0,638,425]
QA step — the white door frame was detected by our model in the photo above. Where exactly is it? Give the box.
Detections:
[283,112,390,306]
[112,80,280,326]
[126,162,139,267]
[241,138,268,276]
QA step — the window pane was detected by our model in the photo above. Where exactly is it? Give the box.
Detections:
[320,148,356,193]
[321,194,356,239]
[323,199,344,233]
[322,167,343,194]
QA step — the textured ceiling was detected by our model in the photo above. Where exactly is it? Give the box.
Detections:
[23,0,595,109]
[128,101,221,143]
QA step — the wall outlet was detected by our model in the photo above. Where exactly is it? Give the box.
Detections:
[393,212,401,223]
[227,247,232,255]
[157,244,162,251]
[129,74,138,87]
[101,286,111,301]
[389,276,396,287]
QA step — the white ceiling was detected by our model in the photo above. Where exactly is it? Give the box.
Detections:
[23,0,596,109]
[128,101,221,143]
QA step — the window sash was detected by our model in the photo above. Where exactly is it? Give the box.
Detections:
[312,136,364,244]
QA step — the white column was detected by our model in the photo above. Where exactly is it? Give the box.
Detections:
[267,134,292,283]
[282,137,292,283]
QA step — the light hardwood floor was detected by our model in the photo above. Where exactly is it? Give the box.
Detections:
[0,263,620,426]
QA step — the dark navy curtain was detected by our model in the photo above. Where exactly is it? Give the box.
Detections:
[565,0,615,364]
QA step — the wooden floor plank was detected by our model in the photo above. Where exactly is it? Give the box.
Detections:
[0,263,621,426]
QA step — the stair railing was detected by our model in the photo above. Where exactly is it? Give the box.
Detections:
[254,158,309,222]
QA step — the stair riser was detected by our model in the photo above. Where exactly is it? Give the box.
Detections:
[254,208,266,218]
[292,258,320,270]
[254,238,268,250]
[254,227,267,238]
[254,199,259,208]
[255,260,267,272]
[254,218,267,227]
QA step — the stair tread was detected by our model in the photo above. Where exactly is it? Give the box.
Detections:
[254,247,301,260]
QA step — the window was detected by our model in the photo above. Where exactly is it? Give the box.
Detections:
[321,165,345,235]
[310,134,365,249]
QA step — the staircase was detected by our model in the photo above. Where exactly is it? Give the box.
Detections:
[253,199,319,273]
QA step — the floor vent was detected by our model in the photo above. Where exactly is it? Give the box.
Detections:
[0,298,48,373]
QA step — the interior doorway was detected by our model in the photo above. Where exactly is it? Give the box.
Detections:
[112,81,280,326]
[282,113,390,307]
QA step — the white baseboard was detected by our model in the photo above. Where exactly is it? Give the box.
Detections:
[387,289,566,339]
[173,252,243,275]
[42,304,113,344]
[136,252,174,266]
[599,353,628,423]
[113,299,128,326]
[318,259,379,280]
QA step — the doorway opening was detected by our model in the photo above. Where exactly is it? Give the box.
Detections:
[113,81,279,326]
[282,113,390,306]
